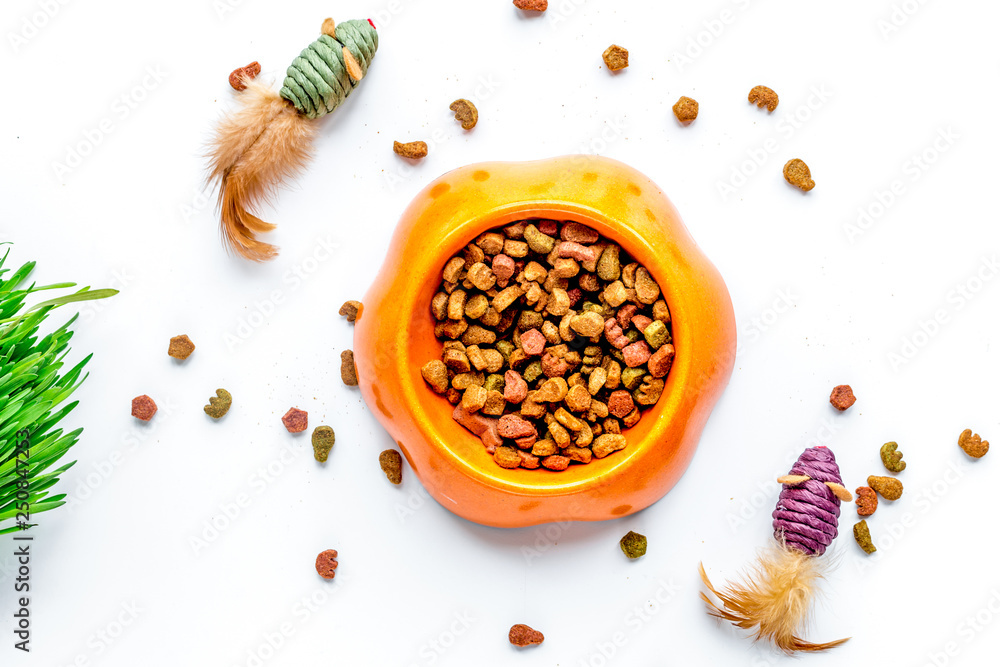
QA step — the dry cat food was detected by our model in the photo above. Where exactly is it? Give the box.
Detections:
[829,384,855,411]
[958,428,989,458]
[747,85,779,112]
[853,520,876,554]
[168,334,196,360]
[228,61,261,91]
[420,219,675,471]
[341,349,359,386]
[513,0,547,11]
[672,96,699,124]
[339,300,362,323]
[620,530,647,559]
[783,158,815,192]
[854,486,878,516]
[602,44,629,71]
[449,99,479,130]
[282,407,308,433]
[312,426,336,462]
[380,449,403,484]
[508,624,544,647]
[131,395,157,421]
[393,140,428,159]
[315,549,339,579]
[867,475,903,501]
[204,388,232,419]
[880,441,906,472]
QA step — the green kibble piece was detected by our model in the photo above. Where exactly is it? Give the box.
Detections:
[484,373,506,392]
[619,530,647,559]
[643,320,669,349]
[312,426,336,463]
[203,388,233,419]
[523,224,556,254]
[880,441,906,473]
[495,339,515,361]
[524,360,544,383]
[582,301,603,314]
[854,520,876,554]
[621,367,645,390]
[624,329,641,343]
[596,245,621,281]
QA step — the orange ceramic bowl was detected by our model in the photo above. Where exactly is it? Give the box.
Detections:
[354,155,735,527]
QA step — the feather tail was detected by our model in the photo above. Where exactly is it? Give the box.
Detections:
[208,81,316,262]
[699,546,849,653]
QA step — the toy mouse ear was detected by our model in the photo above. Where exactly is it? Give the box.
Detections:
[824,482,852,502]
[777,474,811,485]
[321,18,336,36]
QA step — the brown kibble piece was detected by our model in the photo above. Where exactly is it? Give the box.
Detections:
[867,475,903,501]
[855,486,878,516]
[854,521,876,555]
[339,300,362,322]
[513,0,547,11]
[421,360,450,394]
[341,350,359,386]
[393,141,428,159]
[783,158,815,192]
[829,384,855,411]
[509,623,544,647]
[449,99,479,130]
[167,334,196,360]
[315,549,339,579]
[380,449,403,484]
[229,61,261,91]
[958,429,989,458]
[282,407,308,433]
[602,44,629,71]
[494,445,522,469]
[131,395,157,421]
[748,85,779,112]
[672,96,698,124]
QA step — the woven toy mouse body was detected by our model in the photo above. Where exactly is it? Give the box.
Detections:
[208,18,378,262]
[700,446,853,652]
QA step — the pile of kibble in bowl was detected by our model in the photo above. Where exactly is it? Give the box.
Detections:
[419,219,674,471]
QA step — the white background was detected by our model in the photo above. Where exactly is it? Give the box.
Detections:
[2,0,999,665]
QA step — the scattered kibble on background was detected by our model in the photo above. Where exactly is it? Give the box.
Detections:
[380,449,403,484]
[131,395,157,421]
[747,85,779,112]
[508,624,544,647]
[828,384,855,411]
[602,44,629,71]
[854,520,876,554]
[449,99,479,130]
[672,96,699,124]
[783,158,815,192]
[393,140,428,159]
[167,334,196,360]
[339,300,362,323]
[203,388,233,419]
[619,530,647,559]
[282,407,308,433]
[855,486,878,516]
[315,549,339,579]
[867,475,903,501]
[341,350,359,386]
[958,429,989,458]
[228,61,261,91]
[312,426,336,462]
[513,0,547,11]
[880,441,906,472]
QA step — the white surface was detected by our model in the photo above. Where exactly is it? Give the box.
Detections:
[3,0,999,665]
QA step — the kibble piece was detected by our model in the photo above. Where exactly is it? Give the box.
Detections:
[229,61,261,91]
[633,268,660,304]
[338,300,362,322]
[672,96,699,124]
[509,623,544,647]
[855,486,878,516]
[315,549,339,579]
[748,85,779,112]
[167,334,196,360]
[593,434,627,458]
[204,388,232,419]
[340,350,359,386]
[494,445,522,469]
[461,385,488,413]
[829,384,855,411]
[880,441,906,472]
[647,343,675,378]
[958,429,989,458]
[482,390,506,416]
[379,449,403,484]
[442,257,465,282]
[449,98,479,130]
[570,311,605,337]
[131,395,157,421]
[783,158,815,192]
[393,140,428,159]
[312,426,336,462]
[867,475,903,501]
[541,454,570,471]
[853,521,876,554]
[633,376,664,406]
[565,384,592,412]
[282,407,308,433]
[619,530,647,559]
[513,0,547,11]
[420,360,450,393]
[602,44,629,71]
